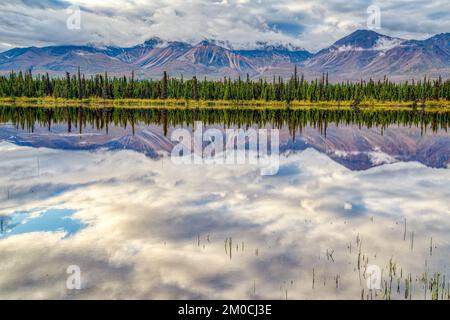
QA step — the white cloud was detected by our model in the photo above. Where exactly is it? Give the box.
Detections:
[368,149,397,165]
[332,148,397,166]
[373,37,403,51]
[0,0,449,52]
[343,202,352,210]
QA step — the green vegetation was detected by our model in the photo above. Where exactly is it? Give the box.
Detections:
[1,97,449,110]
[1,69,450,104]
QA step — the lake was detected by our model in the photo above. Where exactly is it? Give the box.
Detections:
[0,106,449,299]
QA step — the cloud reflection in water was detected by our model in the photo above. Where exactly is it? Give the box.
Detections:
[0,142,449,299]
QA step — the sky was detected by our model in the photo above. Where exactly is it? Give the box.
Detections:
[0,0,449,52]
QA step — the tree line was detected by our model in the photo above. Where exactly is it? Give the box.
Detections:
[2,106,448,136]
[1,67,449,102]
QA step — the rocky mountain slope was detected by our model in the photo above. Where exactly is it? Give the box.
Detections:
[0,30,449,81]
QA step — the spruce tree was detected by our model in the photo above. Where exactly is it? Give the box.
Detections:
[192,76,199,101]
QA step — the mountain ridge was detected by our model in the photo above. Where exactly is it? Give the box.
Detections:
[1,30,449,81]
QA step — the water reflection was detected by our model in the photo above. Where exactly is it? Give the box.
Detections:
[0,106,449,299]
[0,208,84,239]
[1,106,449,170]
[1,106,449,136]
[0,141,449,299]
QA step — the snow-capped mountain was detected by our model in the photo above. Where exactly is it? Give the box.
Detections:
[176,40,256,76]
[236,42,312,69]
[304,30,450,80]
[0,30,449,80]
[304,30,404,74]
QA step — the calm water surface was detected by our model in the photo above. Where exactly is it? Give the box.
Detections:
[0,106,449,299]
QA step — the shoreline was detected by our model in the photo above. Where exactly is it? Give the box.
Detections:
[1,97,449,111]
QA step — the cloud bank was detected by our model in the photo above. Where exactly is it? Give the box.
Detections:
[0,0,449,52]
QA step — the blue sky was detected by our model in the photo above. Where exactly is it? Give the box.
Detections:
[0,0,449,52]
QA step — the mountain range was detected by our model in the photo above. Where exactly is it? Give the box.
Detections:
[0,30,449,81]
[1,122,449,170]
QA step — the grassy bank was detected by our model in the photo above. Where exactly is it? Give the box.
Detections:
[1,97,449,111]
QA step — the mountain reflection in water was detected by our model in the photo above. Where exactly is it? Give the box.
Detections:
[0,106,449,170]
